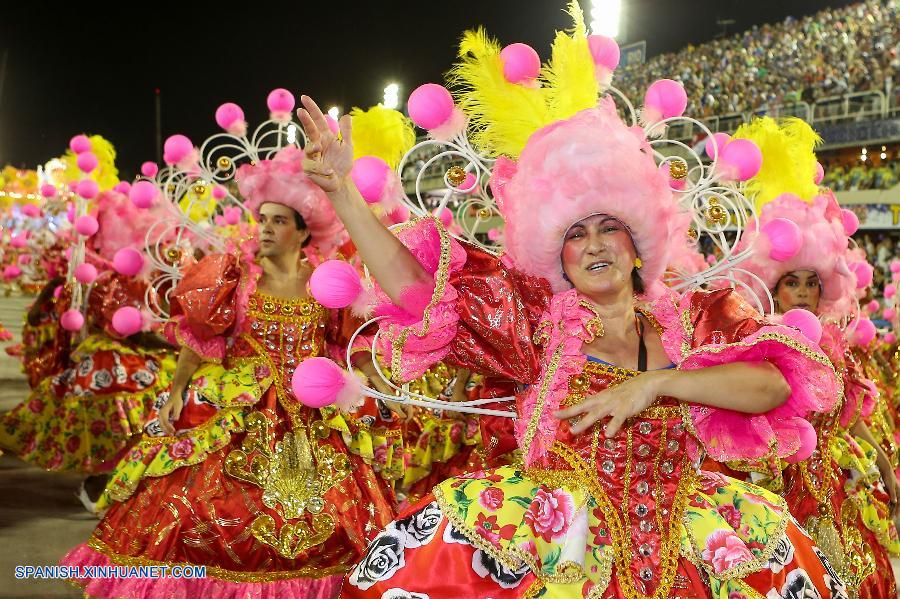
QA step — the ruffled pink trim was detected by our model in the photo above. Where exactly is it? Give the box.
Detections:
[234,255,263,338]
[173,317,225,361]
[841,377,877,428]
[61,543,342,599]
[681,324,838,462]
[373,219,467,382]
[516,288,596,465]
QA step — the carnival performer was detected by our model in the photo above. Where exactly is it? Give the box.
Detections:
[295,14,849,594]
[0,190,175,493]
[62,145,397,599]
[728,117,900,599]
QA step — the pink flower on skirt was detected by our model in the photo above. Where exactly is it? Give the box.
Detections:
[478,487,505,512]
[169,438,195,459]
[716,504,743,530]
[27,398,44,414]
[90,420,107,436]
[701,529,754,574]
[524,488,574,542]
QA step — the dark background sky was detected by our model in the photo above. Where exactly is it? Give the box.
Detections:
[0,0,855,177]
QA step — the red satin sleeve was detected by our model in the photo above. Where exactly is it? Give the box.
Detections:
[85,272,150,338]
[169,253,241,360]
[686,287,766,347]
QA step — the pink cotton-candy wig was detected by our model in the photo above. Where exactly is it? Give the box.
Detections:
[235,146,348,255]
[734,192,856,319]
[489,99,690,293]
[93,189,169,262]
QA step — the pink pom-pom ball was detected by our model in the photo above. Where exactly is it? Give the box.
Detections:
[112,306,143,336]
[74,263,98,284]
[814,162,825,185]
[309,260,363,309]
[140,162,159,177]
[212,185,228,200]
[885,332,897,344]
[291,357,347,408]
[783,419,817,463]
[18,254,32,266]
[224,206,241,225]
[60,309,84,331]
[407,83,455,130]
[891,260,900,274]
[350,156,390,204]
[705,133,732,160]
[782,308,823,344]
[129,181,159,209]
[3,265,21,280]
[761,218,802,261]
[848,261,873,289]
[76,179,99,200]
[74,215,99,237]
[884,308,896,321]
[706,254,717,265]
[21,204,41,218]
[885,284,897,299]
[64,247,73,261]
[718,139,762,181]
[866,300,880,313]
[68,182,78,192]
[587,35,620,70]
[840,209,859,236]
[53,285,62,299]
[459,172,478,193]
[76,152,98,173]
[852,318,877,346]
[163,134,193,165]
[499,43,541,84]
[114,181,131,194]
[9,233,27,249]
[40,184,57,198]
[643,79,688,120]
[487,228,502,242]
[434,207,453,227]
[69,135,92,154]
[267,88,295,115]
[215,102,245,132]
[113,248,145,276]
[66,202,76,223]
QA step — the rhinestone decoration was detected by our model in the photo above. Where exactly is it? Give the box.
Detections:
[661,461,675,475]
[640,568,653,581]
[667,440,679,453]
[602,460,615,474]
[640,521,653,533]
[637,444,651,457]
[635,463,648,475]
[604,439,616,450]
[638,422,652,434]
[639,544,652,557]
[636,481,649,496]
[635,504,649,517]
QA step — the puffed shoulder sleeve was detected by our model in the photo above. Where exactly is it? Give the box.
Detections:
[672,288,840,463]
[168,253,241,362]
[374,218,551,385]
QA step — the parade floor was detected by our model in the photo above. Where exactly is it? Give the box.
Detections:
[0,294,899,598]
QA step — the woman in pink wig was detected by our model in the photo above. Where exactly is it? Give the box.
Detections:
[729,118,899,599]
[61,145,399,599]
[293,14,850,594]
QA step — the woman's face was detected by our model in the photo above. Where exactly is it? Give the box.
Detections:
[561,214,637,298]
[774,269,821,314]
[257,202,308,257]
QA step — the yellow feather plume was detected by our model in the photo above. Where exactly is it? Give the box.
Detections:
[350,105,416,169]
[448,27,550,158]
[59,135,120,190]
[733,117,822,208]
[543,2,599,123]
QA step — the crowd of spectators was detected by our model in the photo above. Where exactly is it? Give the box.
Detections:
[821,159,899,190]
[616,0,899,118]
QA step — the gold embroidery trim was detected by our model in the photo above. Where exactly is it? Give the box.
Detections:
[389,217,453,383]
[521,344,566,454]
[86,536,351,581]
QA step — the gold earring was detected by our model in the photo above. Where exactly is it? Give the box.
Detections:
[634,257,643,269]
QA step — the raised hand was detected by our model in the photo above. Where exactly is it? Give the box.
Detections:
[553,370,661,437]
[297,95,354,193]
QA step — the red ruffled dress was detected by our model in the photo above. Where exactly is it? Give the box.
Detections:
[61,253,396,598]
[343,219,849,599]
[0,273,174,473]
[775,324,898,599]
